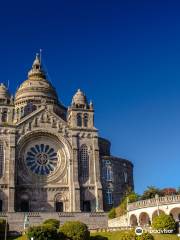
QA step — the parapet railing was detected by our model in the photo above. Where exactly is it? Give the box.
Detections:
[0,212,107,217]
[128,194,180,211]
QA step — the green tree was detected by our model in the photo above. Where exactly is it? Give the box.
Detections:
[152,213,176,231]
[141,186,162,200]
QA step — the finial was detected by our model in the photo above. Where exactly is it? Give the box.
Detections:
[90,100,94,109]
[32,53,41,69]
[40,49,42,64]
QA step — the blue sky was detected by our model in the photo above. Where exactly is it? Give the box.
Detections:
[0,0,180,194]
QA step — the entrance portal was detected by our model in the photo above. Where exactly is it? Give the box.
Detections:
[20,200,29,212]
[83,201,91,212]
[56,202,63,212]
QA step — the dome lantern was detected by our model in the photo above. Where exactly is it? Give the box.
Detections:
[72,89,88,108]
[28,53,46,79]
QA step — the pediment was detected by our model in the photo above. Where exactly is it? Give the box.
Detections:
[16,106,68,135]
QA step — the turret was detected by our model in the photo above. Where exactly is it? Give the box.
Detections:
[0,83,14,124]
[68,89,94,129]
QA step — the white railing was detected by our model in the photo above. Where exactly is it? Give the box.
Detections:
[128,194,180,211]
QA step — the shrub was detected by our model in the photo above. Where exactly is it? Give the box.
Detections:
[136,232,154,240]
[59,221,90,240]
[43,218,60,229]
[27,224,59,240]
[108,208,116,219]
[152,213,176,232]
[0,219,8,236]
[119,230,136,240]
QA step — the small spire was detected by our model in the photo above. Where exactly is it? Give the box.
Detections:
[40,49,42,64]
[90,100,94,109]
[32,53,41,69]
[28,53,46,79]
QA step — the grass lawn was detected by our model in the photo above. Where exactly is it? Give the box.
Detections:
[90,232,180,240]
[7,237,27,240]
[6,232,180,240]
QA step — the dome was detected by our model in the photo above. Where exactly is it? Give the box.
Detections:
[0,83,10,100]
[72,89,88,107]
[15,54,59,105]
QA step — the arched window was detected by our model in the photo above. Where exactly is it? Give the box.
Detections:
[84,114,88,127]
[0,143,4,177]
[77,113,82,127]
[106,189,113,205]
[106,166,113,181]
[20,107,24,118]
[124,171,128,183]
[102,160,113,181]
[24,102,37,116]
[1,109,7,122]
[16,108,19,118]
[79,145,89,180]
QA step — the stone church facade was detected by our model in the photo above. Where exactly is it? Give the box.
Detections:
[0,54,133,213]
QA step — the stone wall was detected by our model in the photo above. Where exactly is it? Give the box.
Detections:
[108,214,127,228]
[0,212,108,232]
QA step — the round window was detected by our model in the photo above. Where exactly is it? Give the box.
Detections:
[26,143,58,175]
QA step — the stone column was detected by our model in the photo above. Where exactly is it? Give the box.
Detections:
[8,132,16,212]
[71,134,81,212]
[93,136,103,211]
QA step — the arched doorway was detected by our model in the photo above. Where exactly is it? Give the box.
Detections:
[130,214,138,226]
[139,212,151,226]
[170,208,180,222]
[21,200,29,212]
[55,201,63,212]
[20,194,30,212]
[55,192,69,212]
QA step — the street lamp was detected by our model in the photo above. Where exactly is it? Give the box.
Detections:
[155,194,160,216]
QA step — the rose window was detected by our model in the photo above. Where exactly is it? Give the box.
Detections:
[26,144,58,175]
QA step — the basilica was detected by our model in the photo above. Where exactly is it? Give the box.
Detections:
[0,54,134,213]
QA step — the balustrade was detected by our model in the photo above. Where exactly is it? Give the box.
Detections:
[128,194,180,211]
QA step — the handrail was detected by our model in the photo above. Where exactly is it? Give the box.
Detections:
[128,194,180,211]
